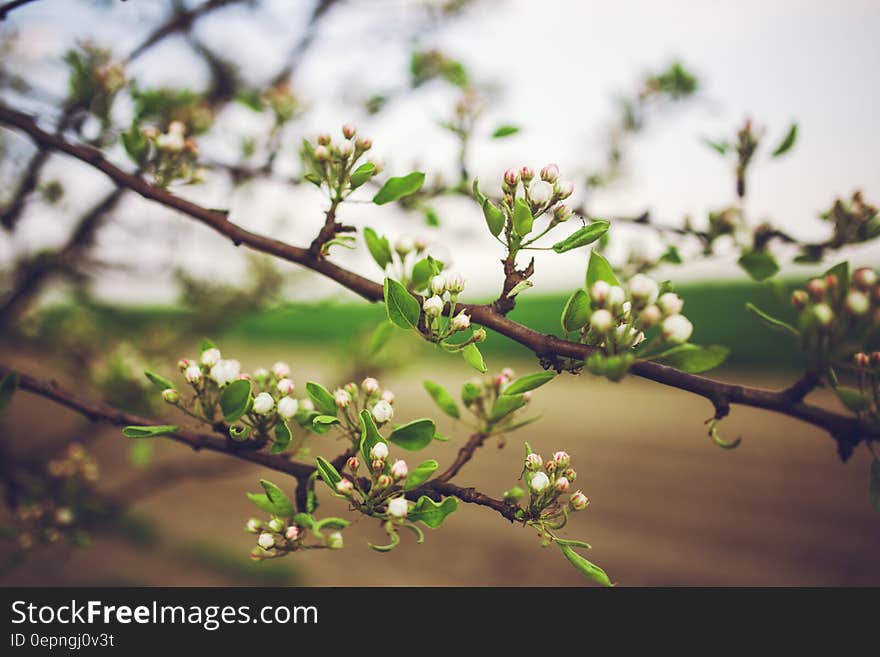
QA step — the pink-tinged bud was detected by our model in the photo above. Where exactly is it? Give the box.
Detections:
[529,471,550,492]
[854,352,869,367]
[520,166,534,182]
[494,374,509,389]
[853,268,878,290]
[381,389,395,404]
[317,133,331,145]
[346,456,360,471]
[368,158,384,174]
[844,290,870,317]
[452,312,471,331]
[314,145,329,161]
[334,389,351,408]
[336,479,354,495]
[286,525,301,541]
[590,281,610,305]
[161,388,179,404]
[555,180,574,199]
[525,453,543,470]
[387,496,408,519]
[472,328,487,342]
[501,367,515,379]
[806,278,826,301]
[553,203,572,222]
[276,378,295,395]
[522,391,532,402]
[362,377,379,394]
[370,442,389,460]
[640,304,662,328]
[338,140,354,157]
[342,123,356,139]
[590,309,614,333]
[142,126,159,139]
[423,295,443,317]
[540,163,559,183]
[545,460,557,474]
[553,451,570,467]
[825,274,839,290]
[812,303,833,328]
[372,458,386,472]
[871,351,880,367]
[376,474,393,488]
[200,348,221,367]
[563,468,577,482]
[503,168,520,187]
[344,381,359,397]
[570,490,589,511]
[791,289,809,310]
[184,138,199,156]
[272,362,290,378]
[249,547,264,561]
[555,476,570,492]
[177,358,191,371]
[356,136,372,151]
[390,459,408,480]
[430,274,447,295]
[184,364,202,383]
[258,533,275,550]
[444,270,466,293]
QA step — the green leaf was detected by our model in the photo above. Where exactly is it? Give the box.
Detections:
[293,512,315,529]
[305,472,319,514]
[363,227,393,270]
[144,369,174,391]
[745,302,799,336]
[471,178,486,205]
[658,344,730,373]
[738,250,779,281]
[121,123,148,164]
[834,387,867,413]
[491,125,520,138]
[259,479,296,519]
[411,258,434,292]
[368,321,395,357]
[870,459,880,513]
[350,162,376,188]
[513,198,534,236]
[315,456,342,489]
[482,199,506,237]
[462,343,487,373]
[660,245,683,264]
[504,371,555,395]
[373,172,426,205]
[229,424,251,442]
[702,137,728,155]
[384,277,421,329]
[491,394,527,421]
[389,419,436,451]
[122,425,179,438]
[560,288,590,333]
[586,250,619,288]
[408,496,458,528]
[314,517,349,532]
[461,381,480,405]
[359,409,387,471]
[551,220,610,253]
[200,338,217,354]
[312,415,340,426]
[824,261,850,294]
[270,420,292,454]
[306,382,337,416]
[423,380,460,418]
[219,379,252,423]
[369,528,401,553]
[557,542,614,587]
[245,492,276,514]
[771,122,798,157]
[423,207,440,226]
[0,371,19,412]
[404,459,439,490]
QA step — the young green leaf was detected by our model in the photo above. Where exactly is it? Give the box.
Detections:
[586,250,619,288]
[423,380,460,418]
[0,371,19,412]
[462,343,487,373]
[219,379,252,423]
[410,258,434,292]
[368,528,401,553]
[122,425,179,439]
[461,381,480,405]
[245,492,277,515]
[373,172,426,205]
[491,125,520,138]
[229,424,251,441]
[144,369,174,391]
[350,162,376,188]
[738,250,779,281]
[270,420,292,454]
[657,344,730,373]
[312,415,340,426]
[315,456,342,488]
[200,338,218,354]
[491,394,527,421]
[551,220,609,253]
[363,227,393,270]
[306,382,337,416]
[423,207,440,226]
[557,542,614,587]
[384,277,421,329]
[389,419,436,450]
[482,199,506,237]
[368,321,395,357]
[513,198,534,236]
[260,479,296,519]
[504,371,555,395]
[834,387,867,413]
[771,122,798,157]
[408,496,458,528]
[359,409,387,470]
[472,177,486,205]
[560,288,590,333]
[745,302,799,336]
[404,459,439,490]
[702,137,728,155]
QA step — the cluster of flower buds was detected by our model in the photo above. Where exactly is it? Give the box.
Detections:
[330,377,396,429]
[456,367,536,435]
[246,515,343,560]
[93,60,126,96]
[522,448,588,514]
[335,443,412,522]
[262,81,299,124]
[790,267,880,338]
[303,124,380,199]
[64,44,126,125]
[46,443,99,483]
[423,269,476,343]
[137,120,202,187]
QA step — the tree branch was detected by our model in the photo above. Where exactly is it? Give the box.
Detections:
[0,0,38,21]
[1,103,877,450]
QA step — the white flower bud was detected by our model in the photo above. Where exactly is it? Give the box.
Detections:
[286,525,300,541]
[540,163,559,183]
[338,140,354,157]
[444,270,465,293]
[272,361,290,378]
[590,309,614,333]
[423,295,443,317]
[555,180,574,199]
[530,471,550,493]
[258,533,275,550]
[812,303,834,327]
[301,399,315,411]
[528,179,553,206]
[161,388,179,404]
[381,390,395,404]
[372,399,394,423]
[342,123,356,139]
[607,285,626,309]
[253,367,269,380]
[245,518,262,533]
[452,312,471,331]
[268,517,284,533]
[277,396,299,419]
[640,304,662,328]
[252,392,275,415]
[157,131,184,152]
[395,235,415,256]
[661,314,694,344]
[336,479,354,495]
[210,359,241,386]
[853,268,878,290]
[844,290,870,317]
[334,389,351,408]
[657,292,684,316]
[628,274,659,305]
[361,377,379,394]
[387,497,409,519]
[590,280,611,305]
[276,378,295,395]
[200,348,221,367]
[184,364,202,383]
[327,531,344,549]
[371,442,389,461]
[314,145,330,161]
[430,275,447,295]
[390,459,408,480]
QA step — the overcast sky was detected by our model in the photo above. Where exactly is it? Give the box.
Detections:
[2,0,878,303]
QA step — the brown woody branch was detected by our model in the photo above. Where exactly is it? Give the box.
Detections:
[1,103,877,453]
[0,0,38,20]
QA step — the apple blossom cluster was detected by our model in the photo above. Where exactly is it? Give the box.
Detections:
[245,513,344,560]
[302,123,380,201]
[261,81,300,125]
[322,377,398,442]
[520,448,588,519]
[334,443,414,526]
[422,269,475,344]
[789,267,880,344]
[122,119,202,187]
